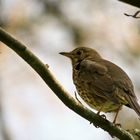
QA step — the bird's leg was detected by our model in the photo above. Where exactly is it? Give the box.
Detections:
[74,91,83,105]
[96,106,103,115]
[90,105,106,128]
[113,105,122,127]
[97,105,106,119]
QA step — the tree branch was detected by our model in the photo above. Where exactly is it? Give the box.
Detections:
[124,10,140,18]
[128,129,140,138]
[0,28,135,140]
[118,0,140,8]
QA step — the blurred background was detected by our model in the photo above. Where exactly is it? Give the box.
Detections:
[0,0,140,140]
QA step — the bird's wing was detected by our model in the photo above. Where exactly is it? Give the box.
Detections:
[114,79,135,98]
[78,59,140,116]
[115,76,140,116]
[78,59,118,102]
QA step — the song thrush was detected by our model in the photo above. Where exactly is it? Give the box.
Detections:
[60,47,140,124]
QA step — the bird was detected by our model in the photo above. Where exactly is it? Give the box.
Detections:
[59,47,140,124]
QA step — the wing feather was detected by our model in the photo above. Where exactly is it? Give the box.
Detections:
[78,59,117,102]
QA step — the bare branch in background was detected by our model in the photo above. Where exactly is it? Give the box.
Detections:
[124,10,140,18]
[118,0,140,8]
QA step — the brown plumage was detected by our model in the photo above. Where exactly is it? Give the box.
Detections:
[60,47,140,124]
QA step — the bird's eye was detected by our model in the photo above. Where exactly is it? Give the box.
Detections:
[76,50,82,55]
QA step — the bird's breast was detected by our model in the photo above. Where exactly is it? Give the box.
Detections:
[72,69,121,112]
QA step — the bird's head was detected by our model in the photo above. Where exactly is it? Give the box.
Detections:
[59,47,102,64]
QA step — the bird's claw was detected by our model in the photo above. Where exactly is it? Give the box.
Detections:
[97,112,107,119]
[90,122,99,128]
[100,114,106,119]
[114,123,121,127]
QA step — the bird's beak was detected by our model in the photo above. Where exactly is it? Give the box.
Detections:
[59,52,72,58]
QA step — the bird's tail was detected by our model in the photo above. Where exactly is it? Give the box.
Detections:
[125,95,140,117]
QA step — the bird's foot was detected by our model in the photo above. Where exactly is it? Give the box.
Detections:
[89,113,106,128]
[114,123,121,127]
[90,121,99,128]
[97,112,107,119]
[100,114,106,119]
[45,64,49,68]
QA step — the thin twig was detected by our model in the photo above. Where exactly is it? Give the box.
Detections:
[118,0,140,8]
[124,10,140,18]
